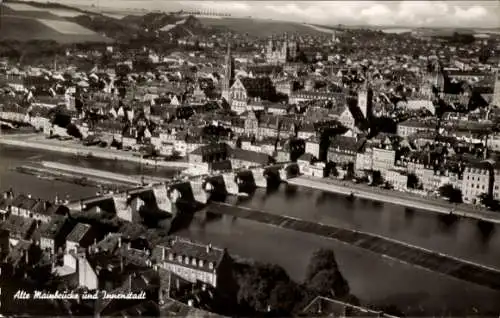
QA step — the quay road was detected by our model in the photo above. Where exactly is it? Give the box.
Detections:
[290,176,500,224]
[210,202,500,291]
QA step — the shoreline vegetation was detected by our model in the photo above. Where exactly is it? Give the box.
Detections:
[289,176,500,225]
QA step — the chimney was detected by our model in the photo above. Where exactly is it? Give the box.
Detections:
[206,243,212,253]
[118,236,122,248]
[162,248,166,261]
[25,249,29,264]
[27,194,32,199]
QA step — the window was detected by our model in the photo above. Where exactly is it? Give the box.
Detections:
[177,255,182,262]
[208,262,214,270]
[169,253,174,261]
[184,256,190,264]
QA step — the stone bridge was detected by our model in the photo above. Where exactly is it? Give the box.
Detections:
[69,162,299,219]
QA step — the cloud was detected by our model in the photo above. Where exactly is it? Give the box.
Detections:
[220,1,500,28]
[27,0,500,28]
[184,1,250,12]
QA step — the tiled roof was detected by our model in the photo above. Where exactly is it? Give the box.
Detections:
[240,77,274,98]
[6,239,32,266]
[190,143,231,156]
[329,135,359,152]
[298,153,315,162]
[81,196,116,215]
[34,214,69,240]
[11,194,38,211]
[0,214,36,238]
[31,200,55,216]
[230,148,273,165]
[66,223,91,243]
[399,119,436,129]
[303,296,398,318]
[154,237,225,272]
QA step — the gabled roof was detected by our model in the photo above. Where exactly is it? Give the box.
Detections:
[11,194,38,211]
[0,214,35,238]
[153,237,226,272]
[66,223,92,243]
[230,148,274,165]
[34,214,69,240]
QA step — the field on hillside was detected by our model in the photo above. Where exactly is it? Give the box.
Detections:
[0,3,112,43]
[0,16,111,43]
[198,17,328,37]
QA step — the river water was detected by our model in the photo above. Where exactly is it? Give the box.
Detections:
[1,144,500,315]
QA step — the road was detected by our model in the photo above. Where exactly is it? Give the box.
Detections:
[289,176,500,224]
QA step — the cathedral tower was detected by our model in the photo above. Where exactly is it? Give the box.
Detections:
[222,43,235,102]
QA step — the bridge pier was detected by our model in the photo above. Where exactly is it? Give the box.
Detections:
[235,170,257,194]
[222,172,239,195]
[190,179,209,205]
[250,168,267,188]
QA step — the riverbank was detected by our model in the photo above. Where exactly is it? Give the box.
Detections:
[14,165,131,192]
[40,161,169,185]
[0,133,203,172]
[288,176,500,224]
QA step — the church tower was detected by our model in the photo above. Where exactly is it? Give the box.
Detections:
[493,71,500,108]
[222,43,235,102]
[287,33,298,62]
[358,72,373,121]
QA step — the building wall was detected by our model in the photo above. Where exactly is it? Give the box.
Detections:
[40,237,55,254]
[372,148,395,173]
[164,262,217,287]
[327,150,356,165]
[305,141,320,158]
[78,255,98,290]
[462,167,490,204]
[66,240,79,255]
[386,170,408,191]
[355,152,373,175]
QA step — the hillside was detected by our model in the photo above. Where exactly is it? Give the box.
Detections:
[198,17,329,37]
[0,1,112,44]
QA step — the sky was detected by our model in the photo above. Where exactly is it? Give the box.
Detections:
[27,0,500,29]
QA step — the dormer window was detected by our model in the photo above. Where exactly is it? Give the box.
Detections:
[177,255,182,262]
[199,260,204,267]
[192,258,197,266]
[208,262,214,270]
[184,256,190,264]
[169,253,174,261]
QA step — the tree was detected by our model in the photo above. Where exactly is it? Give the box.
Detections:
[66,123,83,139]
[439,184,463,203]
[478,193,500,211]
[236,263,292,313]
[307,269,350,298]
[268,281,301,315]
[407,173,419,189]
[370,170,383,186]
[305,249,339,281]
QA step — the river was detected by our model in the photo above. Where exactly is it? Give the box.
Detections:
[1,145,500,315]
